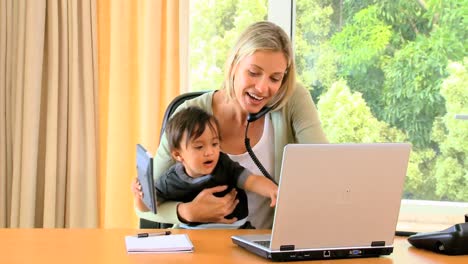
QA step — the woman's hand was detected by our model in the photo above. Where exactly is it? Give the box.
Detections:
[131,177,143,199]
[177,185,239,224]
[131,177,149,212]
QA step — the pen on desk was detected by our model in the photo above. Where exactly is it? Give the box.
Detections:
[137,230,171,238]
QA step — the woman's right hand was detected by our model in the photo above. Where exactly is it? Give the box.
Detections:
[131,177,143,200]
[177,185,239,224]
[131,178,149,211]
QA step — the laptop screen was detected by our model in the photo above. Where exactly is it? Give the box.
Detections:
[269,143,411,250]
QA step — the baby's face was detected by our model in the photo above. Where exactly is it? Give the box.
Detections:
[177,125,221,178]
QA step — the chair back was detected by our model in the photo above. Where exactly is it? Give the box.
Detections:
[140,90,208,229]
[160,91,207,140]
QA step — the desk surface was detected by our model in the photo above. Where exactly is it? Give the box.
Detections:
[1,229,466,264]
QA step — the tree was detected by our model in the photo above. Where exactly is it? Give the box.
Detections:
[189,0,267,91]
[430,59,468,201]
[377,0,466,147]
[317,80,441,200]
[317,80,406,143]
[330,5,391,113]
[295,0,335,101]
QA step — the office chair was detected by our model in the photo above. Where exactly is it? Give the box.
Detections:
[140,91,208,229]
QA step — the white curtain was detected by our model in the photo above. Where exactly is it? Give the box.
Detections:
[0,0,98,227]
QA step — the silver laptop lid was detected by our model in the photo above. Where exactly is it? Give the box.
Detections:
[270,143,411,251]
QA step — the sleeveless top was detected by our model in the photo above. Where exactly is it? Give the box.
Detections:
[228,114,275,229]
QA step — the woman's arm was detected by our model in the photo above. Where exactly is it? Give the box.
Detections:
[177,185,240,223]
[288,84,328,143]
[271,84,329,183]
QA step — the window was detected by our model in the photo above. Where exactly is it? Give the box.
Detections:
[293,0,467,231]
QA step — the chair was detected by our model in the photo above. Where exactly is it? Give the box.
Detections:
[140,91,208,229]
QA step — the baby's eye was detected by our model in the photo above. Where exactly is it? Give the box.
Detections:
[212,142,219,147]
[194,145,203,150]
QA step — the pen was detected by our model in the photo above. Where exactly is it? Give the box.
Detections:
[137,230,171,238]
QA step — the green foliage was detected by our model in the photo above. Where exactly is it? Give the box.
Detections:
[403,148,437,200]
[316,80,442,200]
[340,0,376,28]
[189,0,267,91]
[317,80,406,143]
[295,0,335,99]
[328,5,391,114]
[331,5,392,74]
[430,59,468,201]
[381,38,447,147]
[377,0,431,42]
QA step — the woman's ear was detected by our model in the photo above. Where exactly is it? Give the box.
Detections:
[171,150,183,162]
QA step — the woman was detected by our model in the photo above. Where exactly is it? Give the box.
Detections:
[132,21,328,229]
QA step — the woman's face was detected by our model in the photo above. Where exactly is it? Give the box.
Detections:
[232,50,287,114]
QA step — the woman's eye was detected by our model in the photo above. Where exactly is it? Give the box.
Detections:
[270,77,281,83]
[248,71,260,77]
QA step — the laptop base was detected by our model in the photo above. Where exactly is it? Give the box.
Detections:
[232,237,393,261]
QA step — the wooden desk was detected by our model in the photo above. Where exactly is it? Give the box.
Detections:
[1,229,466,264]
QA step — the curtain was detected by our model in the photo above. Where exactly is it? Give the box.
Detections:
[0,0,98,227]
[97,0,188,228]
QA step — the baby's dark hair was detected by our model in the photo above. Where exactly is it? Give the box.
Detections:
[165,106,221,151]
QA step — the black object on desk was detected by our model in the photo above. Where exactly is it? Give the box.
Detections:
[408,222,468,255]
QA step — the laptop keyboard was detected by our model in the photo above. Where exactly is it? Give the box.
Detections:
[254,240,271,248]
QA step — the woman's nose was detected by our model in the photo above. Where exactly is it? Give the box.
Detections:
[255,76,269,92]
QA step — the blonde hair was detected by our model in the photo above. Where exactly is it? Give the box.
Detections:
[223,21,296,110]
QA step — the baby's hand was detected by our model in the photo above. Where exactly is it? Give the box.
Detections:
[269,186,278,207]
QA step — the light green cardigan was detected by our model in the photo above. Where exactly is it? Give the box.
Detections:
[136,84,328,225]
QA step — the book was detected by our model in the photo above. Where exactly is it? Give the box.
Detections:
[125,234,194,253]
[136,144,157,214]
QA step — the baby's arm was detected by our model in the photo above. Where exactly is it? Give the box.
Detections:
[243,175,278,207]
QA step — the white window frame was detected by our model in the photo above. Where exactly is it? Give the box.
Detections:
[268,0,295,41]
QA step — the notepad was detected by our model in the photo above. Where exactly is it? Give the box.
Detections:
[125,234,194,253]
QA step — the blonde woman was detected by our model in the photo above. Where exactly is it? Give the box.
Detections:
[132,21,328,229]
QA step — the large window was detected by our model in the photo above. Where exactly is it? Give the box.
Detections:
[293,0,467,231]
[189,0,468,231]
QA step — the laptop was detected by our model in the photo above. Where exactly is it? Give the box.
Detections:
[232,143,411,261]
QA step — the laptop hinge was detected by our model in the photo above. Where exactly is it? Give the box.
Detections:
[371,241,385,247]
[280,245,295,251]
